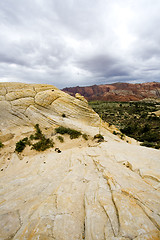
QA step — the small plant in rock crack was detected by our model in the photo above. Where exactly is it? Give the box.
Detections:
[82,134,88,140]
[93,134,104,142]
[113,131,118,135]
[0,141,4,148]
[57,136,64,143]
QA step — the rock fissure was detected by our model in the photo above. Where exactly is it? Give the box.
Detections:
[100,202,116,237]
[143,174,160,183]
[107,179,121,235]
[89,156,121,237]
[121,190,160,231]
[83,194,86,240]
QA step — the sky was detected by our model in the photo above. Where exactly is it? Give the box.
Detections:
[0,0,160,89]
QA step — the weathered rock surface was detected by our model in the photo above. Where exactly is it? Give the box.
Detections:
[63,82,160,102]
[0,82,100,134]
[0,83,160,240]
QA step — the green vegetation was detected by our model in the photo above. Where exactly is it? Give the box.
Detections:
[15,137,31,153]
[30,124,43,140]
[82,134,88,140]
[113,131,118,135]
[89,101,160,149]
[94,134,104,142]
[57,135,64,143]
[55,126,82,139]
[15,140,26,153]
[0,141,4,148]
[31,137,53,151]
[62,113,66,118]
[15,124,54,152]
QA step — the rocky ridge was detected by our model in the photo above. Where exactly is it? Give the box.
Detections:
[63,82,160,102]
[0,83,160,240]
[0,82,100,134]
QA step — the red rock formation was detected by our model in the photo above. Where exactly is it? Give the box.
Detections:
[62,82,160,101]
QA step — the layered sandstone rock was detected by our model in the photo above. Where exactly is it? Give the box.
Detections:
[0,82,100,134]
[0,83,160,240]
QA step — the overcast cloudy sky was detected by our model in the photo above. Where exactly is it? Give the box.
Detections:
[0,0,160,88]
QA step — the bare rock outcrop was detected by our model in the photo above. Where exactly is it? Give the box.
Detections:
[0,83,160,240]
[0,82,99,134]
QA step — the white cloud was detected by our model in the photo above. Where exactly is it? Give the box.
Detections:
[0,0,159,88]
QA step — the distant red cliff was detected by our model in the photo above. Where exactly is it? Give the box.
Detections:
[62,82,160,101]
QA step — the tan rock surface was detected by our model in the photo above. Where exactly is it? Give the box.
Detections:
[0,83,160,240]
[0,82,100,133]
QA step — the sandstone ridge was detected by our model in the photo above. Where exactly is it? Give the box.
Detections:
[0,82,100,134]
[0,83,160,240]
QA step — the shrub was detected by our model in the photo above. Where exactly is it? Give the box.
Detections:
[155,145,160,149]
[16,125,54,152]
[140,141,155,148]
[89,100,160,149]
[57,136,64,143]
[140,141,160,149]
[82,134,88,140]
[22,137,31,146]
[31,136,54,151]
[113,131,117,135]
[94,134,104,142]
[15,138,29,153]
[120,133,125,140]
[62,113,66,118]
[29,125,43,140]
[0,141,4,148]
[34,124,43,139]
[55,126,82,139]
[30,134,34,140]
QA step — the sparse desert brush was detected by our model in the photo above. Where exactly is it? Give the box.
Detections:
[55,126,82,139]
[32,124,43,140]
[120,133,125,139]
[89,101,160,149]
[57,135,64,143]
[113,131,117,135]
[0,141,4,148]
[140,140,160,149]
[15,124,54,152]
[15,137,30,153]
[22,137,31,146]
[82,134,88,140]
[31,136,54,151]
[93,134,104,142]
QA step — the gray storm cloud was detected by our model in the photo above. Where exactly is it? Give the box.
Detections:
[0,0,160,88]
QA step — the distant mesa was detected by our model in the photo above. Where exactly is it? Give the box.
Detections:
[62,82,160,101]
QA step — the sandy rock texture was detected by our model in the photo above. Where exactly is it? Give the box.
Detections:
[0,83,100,134]
[0,83,160,240]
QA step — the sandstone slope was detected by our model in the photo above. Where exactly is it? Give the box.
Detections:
[0,83,160,240]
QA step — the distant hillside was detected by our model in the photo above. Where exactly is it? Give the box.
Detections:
[63,82,160,101]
